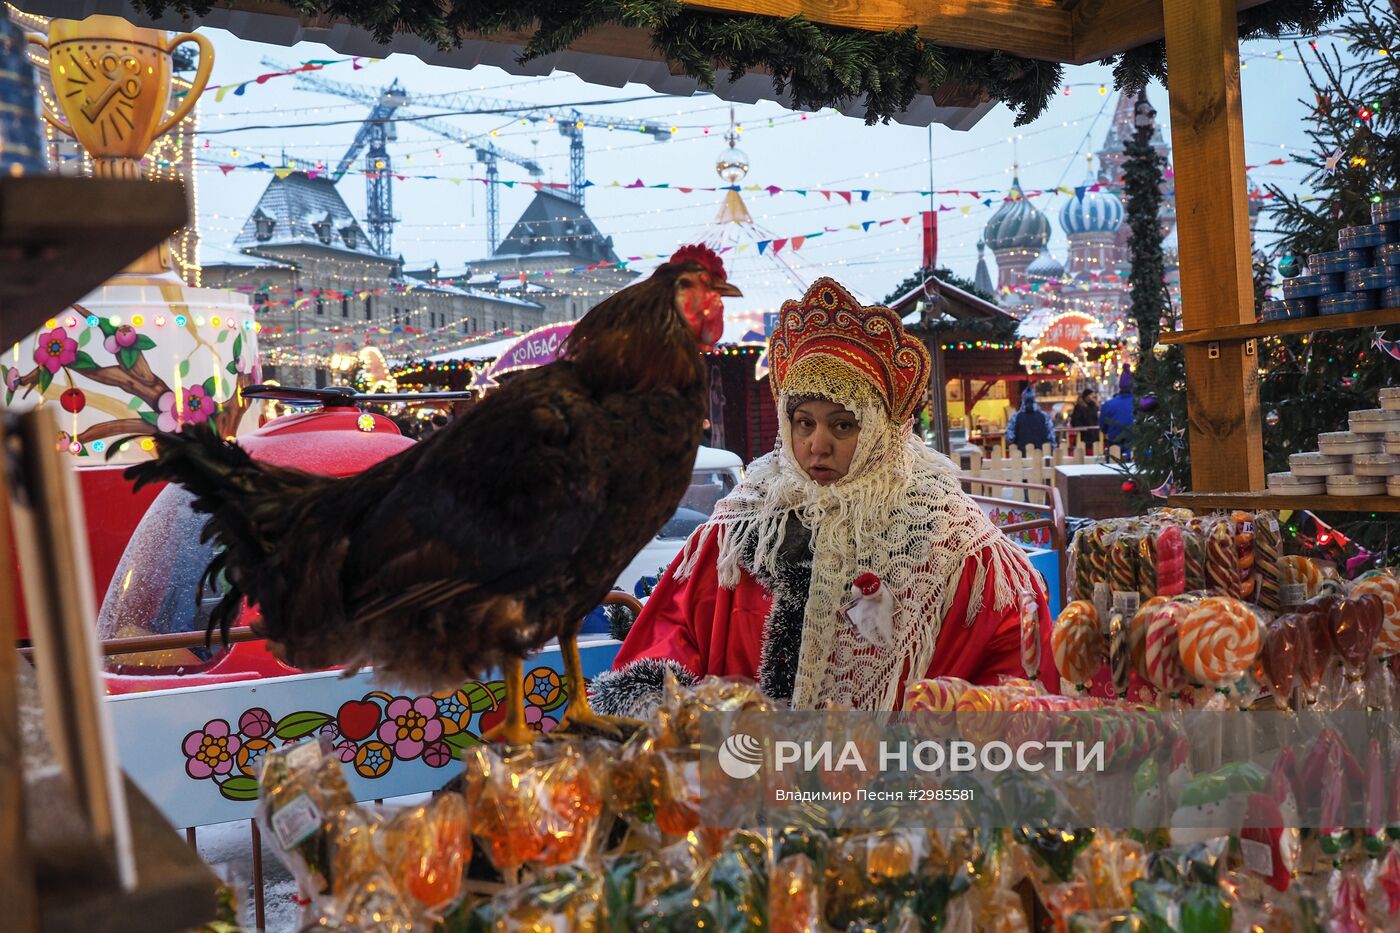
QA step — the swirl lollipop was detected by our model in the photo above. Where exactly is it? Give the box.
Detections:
[1253,513,1283,611]
[1351,571,1400,657]
[1178,596,1262,688]
[1183,528,1207,592]
[904,676,971,715]
[1051,600,1102,688]
[1280,556,1324,602]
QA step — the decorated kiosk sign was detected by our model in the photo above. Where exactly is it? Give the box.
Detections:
[1019,310,1099,373]
[469,321,575,391]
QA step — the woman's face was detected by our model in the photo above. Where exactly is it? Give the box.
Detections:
[790,399,861,485]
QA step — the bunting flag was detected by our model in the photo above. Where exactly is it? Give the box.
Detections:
[183,57,372,102]
[1149,477,1180,499]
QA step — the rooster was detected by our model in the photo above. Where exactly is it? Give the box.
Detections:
[123,245,740,745]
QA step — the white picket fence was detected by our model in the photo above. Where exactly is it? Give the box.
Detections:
[960,443,1123,505]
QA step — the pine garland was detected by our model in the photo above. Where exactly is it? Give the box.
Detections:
[134,0,1345,125]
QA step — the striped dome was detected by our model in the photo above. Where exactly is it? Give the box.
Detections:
[983,176,1050,253]
[1060,166,1123,236]
[1025,248,1065,281]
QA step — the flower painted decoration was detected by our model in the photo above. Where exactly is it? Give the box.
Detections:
[155,384,216,431]
[183,719,241,779]
[34,328,78,374]
[377,696,444,760]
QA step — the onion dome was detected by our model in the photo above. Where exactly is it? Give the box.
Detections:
[983,176,1050,253]
[1025,248,1065,282]
[973,240,994,295]
[1060,163,1124,236]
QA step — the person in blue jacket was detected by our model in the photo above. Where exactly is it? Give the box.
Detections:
[1100,367,1136,450]
[1005,386,1056,455]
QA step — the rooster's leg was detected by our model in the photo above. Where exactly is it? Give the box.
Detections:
[480,657,536,747]
[555,622,640,738]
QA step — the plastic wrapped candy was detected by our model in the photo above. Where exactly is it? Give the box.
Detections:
[469,864,603,931]
[383,792,470,915]
[904,675,972,716]
[1177,596,1261,688]
[1256,615,1300,709]
[463,741,604,873]
[1156,524,1186,598]
[255,736,359,904]
[1351,568,1400,657]
[769,853,822,933]
[1076,833,1144,911]
[1252,512,1283,611]
[608,730,704,839]
[1052,600,1103,688]
[1140,598,1191,698]
[1066,910,1148,932]
[1279,555,1325,605]
[1019,588,1041,682]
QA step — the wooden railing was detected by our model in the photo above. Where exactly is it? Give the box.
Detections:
[959,477,1067,602]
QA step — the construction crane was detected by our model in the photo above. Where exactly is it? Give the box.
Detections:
[267,60,671,252]
[332,79,406,256]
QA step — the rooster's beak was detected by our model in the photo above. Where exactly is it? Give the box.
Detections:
[713,280,743,298]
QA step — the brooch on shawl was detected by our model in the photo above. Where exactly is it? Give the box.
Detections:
[840,573,894,648]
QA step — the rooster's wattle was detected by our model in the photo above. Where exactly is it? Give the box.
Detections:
[123,245,741,743]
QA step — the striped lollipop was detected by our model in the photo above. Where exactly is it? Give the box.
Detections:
[1179,596,1262,688]
[1138,536,1158,601]
[1130,596,1167,681]
[1073,530,1096,601]
[1144,600,1192,695]
[1110,535,1139,600]
[1206,519,1238,596]
[1254,512,1283,611]
[1281,555,1325,602]
[1183,528,1207,591]
[1052,600,1103,688]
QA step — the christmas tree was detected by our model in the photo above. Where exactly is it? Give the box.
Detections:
[1120,90,1188,502]
[1259,2,1398,551]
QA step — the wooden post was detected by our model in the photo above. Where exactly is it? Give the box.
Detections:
[1161,0,1264,492]
[0,418,39,933]
[928,342,951,455]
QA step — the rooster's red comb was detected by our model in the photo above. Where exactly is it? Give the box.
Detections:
[669,243,728,282]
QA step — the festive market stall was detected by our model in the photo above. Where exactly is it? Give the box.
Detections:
[4,0,1400,931]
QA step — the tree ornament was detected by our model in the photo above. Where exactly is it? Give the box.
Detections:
[59,388,86,413]
[1122,480,1138,495]
[1265,409,1280,428]
[1138,394,1159,413]
[1277,255,1301,279]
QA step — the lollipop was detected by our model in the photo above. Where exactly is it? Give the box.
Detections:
[1144,600,1190,694]
[1073,531,1096,602]
[1052,600,1103,687]
[1328,594,1384,674]
[1253,512,1283,611]
[1206,519,1238,597]
[1156,525,1186,597]
[1234,521,1256,600]
[1108,611,1130,697]
[1257,616,1300,709]
[1293,602,1335,698]
[1137,536,1158,600]
[904,676,971,714]
[1178,596,1261,687]
[1018,589,1041,681]
[1183,528,1207,591]
[1130,596,1167,680]
[1351,571,1400,657]
[1109,534,1139,605]
[1280,555,1324,603]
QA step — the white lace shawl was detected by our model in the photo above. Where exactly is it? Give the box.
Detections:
[675,399,1038,710]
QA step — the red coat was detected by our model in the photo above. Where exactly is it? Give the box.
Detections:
[607,528,1058,710]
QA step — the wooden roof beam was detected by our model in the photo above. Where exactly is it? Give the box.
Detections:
[680,0,1273,65]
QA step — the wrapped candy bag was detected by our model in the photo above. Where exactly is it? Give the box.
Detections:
[1155,525,1186,598]
[769,853,823,933]
[1108,531,1142,617]
[255,736,359,905]
[1137,534,1158,603]
[467,864,604,931]
[1182,523,1208,593]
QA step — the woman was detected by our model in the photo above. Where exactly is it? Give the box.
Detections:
[1069,387,1101,448]
[591,279,1055,716]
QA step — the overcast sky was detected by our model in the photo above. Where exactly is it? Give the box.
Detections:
[191,21,1355,301]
